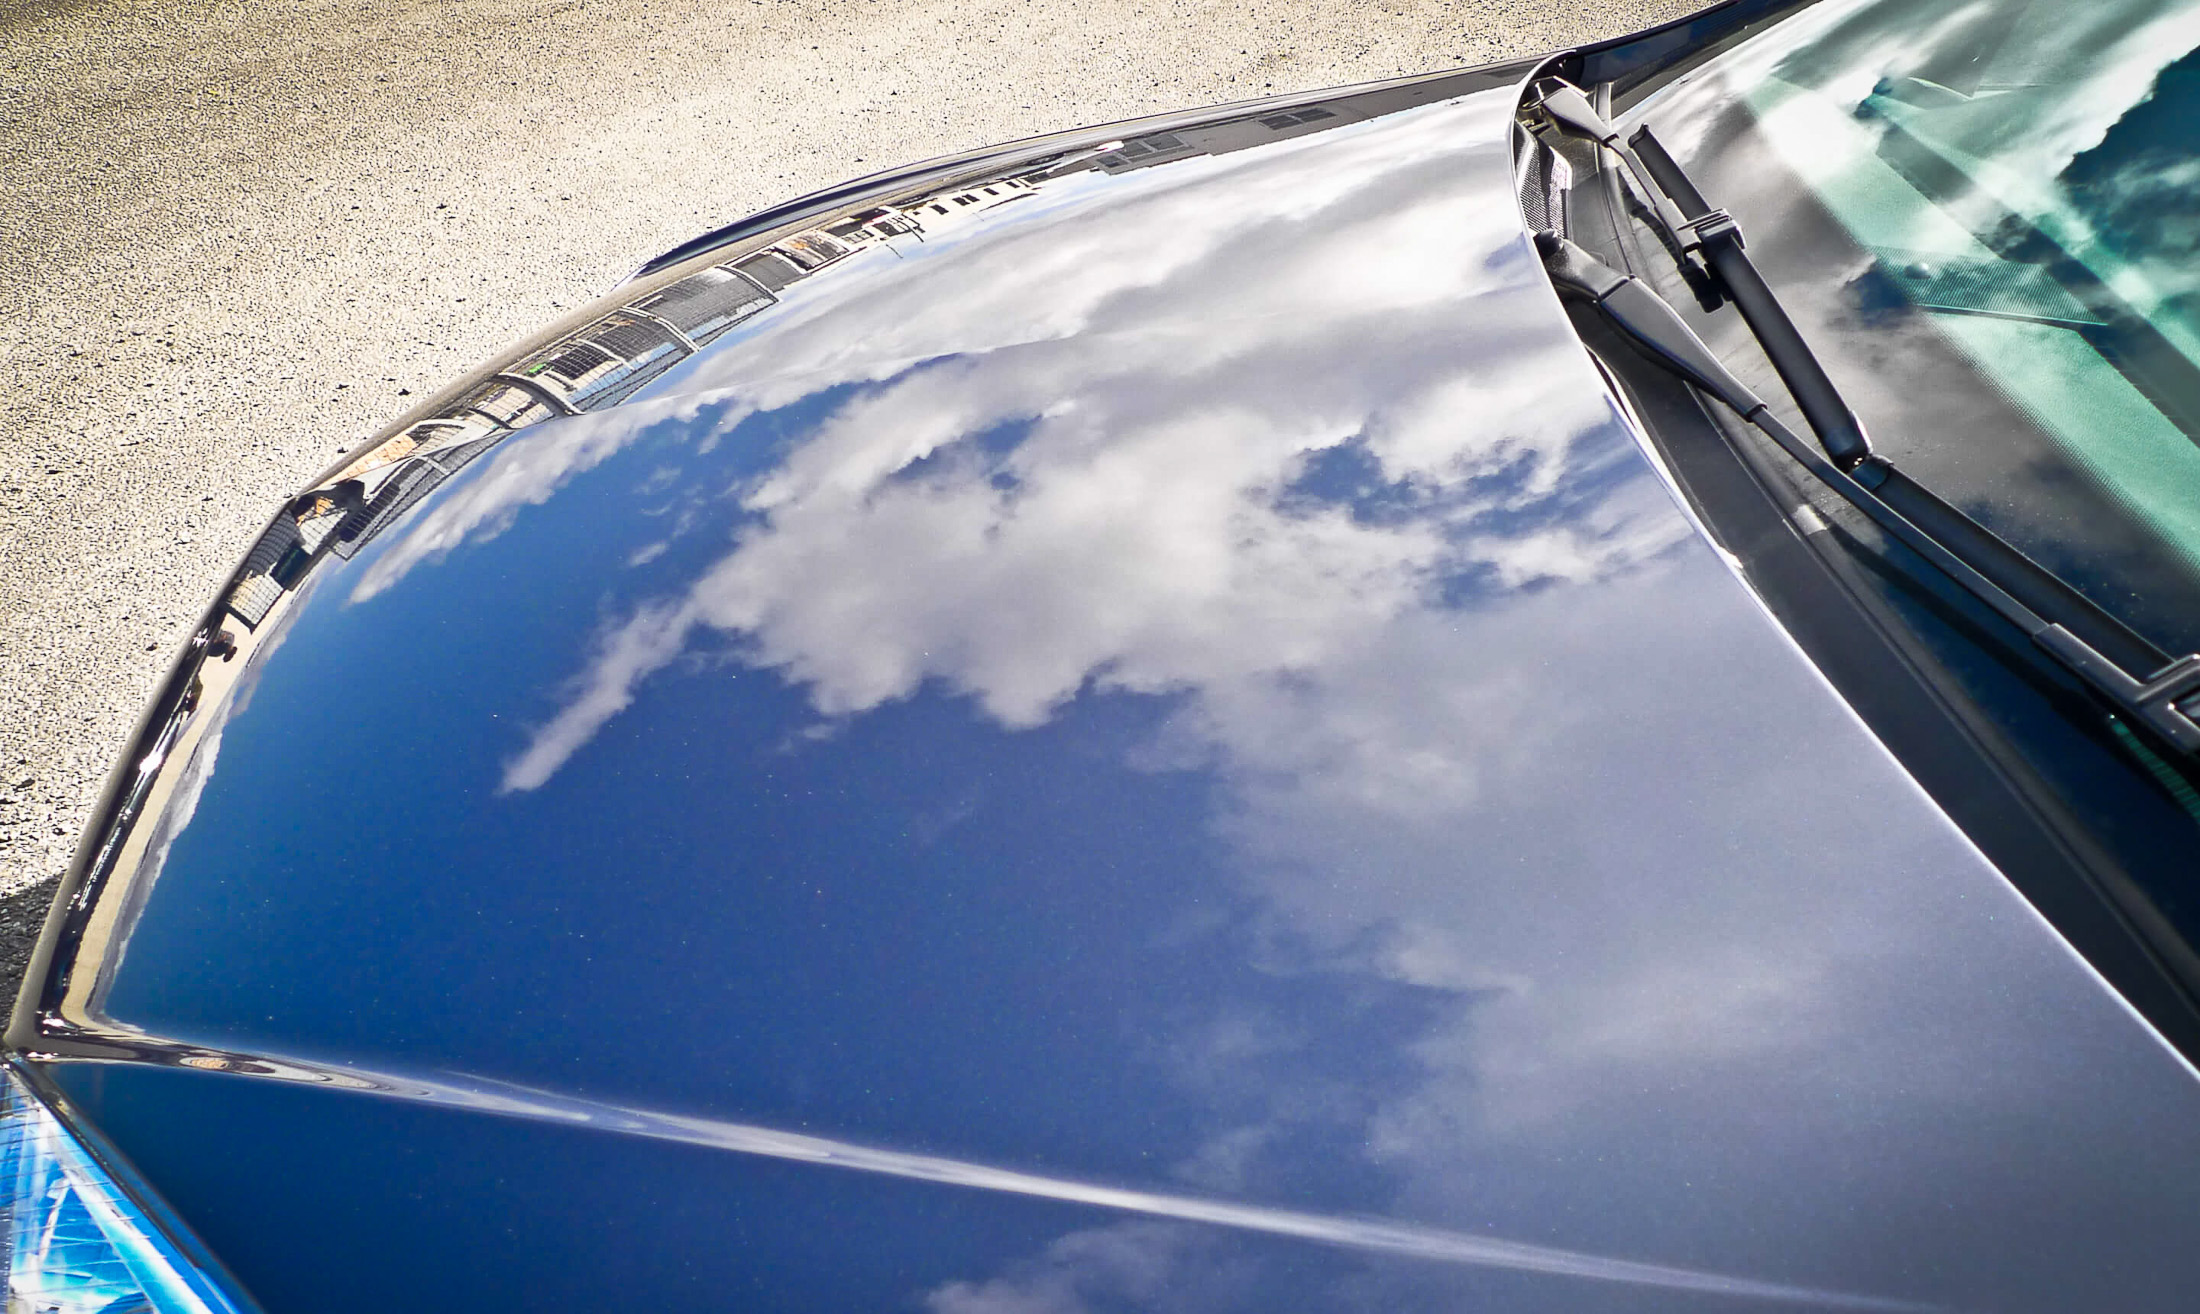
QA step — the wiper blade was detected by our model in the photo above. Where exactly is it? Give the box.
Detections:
[1625,126,1873,469]
[1525,151,2200,758]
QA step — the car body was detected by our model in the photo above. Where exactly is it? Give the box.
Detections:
[12,1,2200,1310]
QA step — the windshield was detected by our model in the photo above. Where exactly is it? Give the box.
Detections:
[1622,0,2200,655]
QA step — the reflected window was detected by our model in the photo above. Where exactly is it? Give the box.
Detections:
[636,268,775,346]
[517,313,684,412]
[736,251,804,292]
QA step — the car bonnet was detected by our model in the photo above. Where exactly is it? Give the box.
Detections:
[21,64,2200,1314]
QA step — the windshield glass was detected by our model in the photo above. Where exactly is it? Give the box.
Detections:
[1623,0,2200,654]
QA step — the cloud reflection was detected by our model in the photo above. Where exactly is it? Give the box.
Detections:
[473,100,1680,794]
[925,1223,1245,1314]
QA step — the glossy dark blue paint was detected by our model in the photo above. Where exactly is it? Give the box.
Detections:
[21,50,2200,1314]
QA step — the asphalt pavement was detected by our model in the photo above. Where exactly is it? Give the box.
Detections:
[0,0,1691,973]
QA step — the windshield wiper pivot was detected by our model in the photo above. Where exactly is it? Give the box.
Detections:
[1531,80,1726,312]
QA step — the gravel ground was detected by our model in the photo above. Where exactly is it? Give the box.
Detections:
[0,0,1693,987]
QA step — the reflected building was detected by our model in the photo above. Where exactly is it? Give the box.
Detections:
[219,97,1400,642]
[1035,86,1477,181]
[219,243,820,636]
[888,178,1040,236]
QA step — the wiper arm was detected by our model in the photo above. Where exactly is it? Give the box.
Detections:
[1533,223,2200,758]
[1535,83,1696,248]
[1532,81,1727,315]
[1530,80,1869,467]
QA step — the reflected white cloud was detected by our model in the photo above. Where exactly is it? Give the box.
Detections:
[924,1223,1244,1314]
[502,598,698,793]
[489,99,1669,792]
[346,390,756,605]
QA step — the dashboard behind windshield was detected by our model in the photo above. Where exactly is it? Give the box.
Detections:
[1624,0,2200,656]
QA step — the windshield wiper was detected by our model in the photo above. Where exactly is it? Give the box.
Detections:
[1525,84,2200,760]
[1532,80,1870,466]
